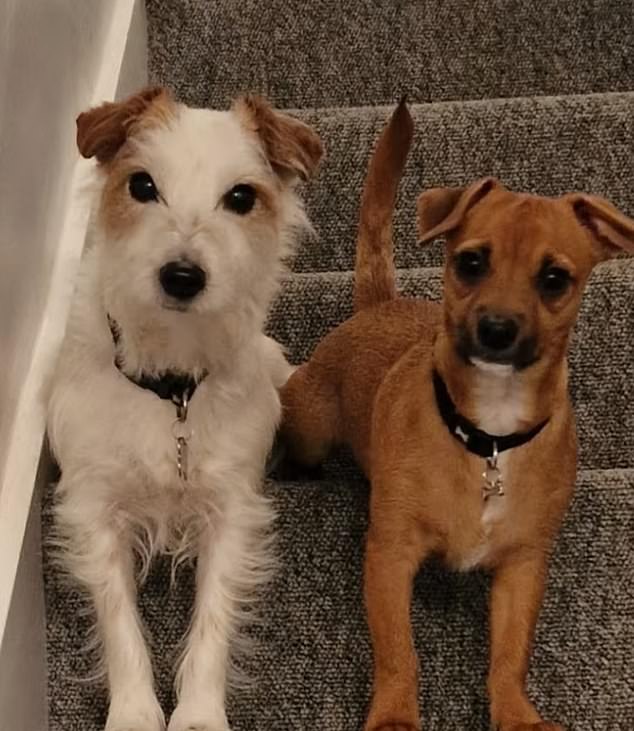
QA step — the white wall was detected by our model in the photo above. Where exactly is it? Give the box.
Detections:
[0,0,112,490]
[0,1,147,727]
[0,472,48,731]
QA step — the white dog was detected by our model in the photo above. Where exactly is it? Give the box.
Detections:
[47,87,322,731]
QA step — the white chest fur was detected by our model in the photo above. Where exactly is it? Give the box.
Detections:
[458,473,510,571]
[471,359,527,435]
[457,359,527,571]
[458,465,510,572]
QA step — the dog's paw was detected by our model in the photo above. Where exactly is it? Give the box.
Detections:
[167,704,229,731]
[168,724,228,731]
[504,723,565,731]
[106,718,164,731]
[105,697,165,731]
[105,716,164,731]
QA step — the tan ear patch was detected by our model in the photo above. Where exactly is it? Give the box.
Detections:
[568,193,634,260]
[76,86,173,164]
[417,177,499,245]
[233,95,323,181]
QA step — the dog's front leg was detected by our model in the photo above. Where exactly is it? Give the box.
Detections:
[59,502,163,731]
[169,491,272,731]
[488,552,564,731]
[363,516,429,731]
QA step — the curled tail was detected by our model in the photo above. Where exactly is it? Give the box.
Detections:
[353,98,414,312]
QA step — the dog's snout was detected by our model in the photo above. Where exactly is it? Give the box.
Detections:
[477,313,520,352]
[159,262,206,301]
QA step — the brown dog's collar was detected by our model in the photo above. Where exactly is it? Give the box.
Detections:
[432,369,549,459]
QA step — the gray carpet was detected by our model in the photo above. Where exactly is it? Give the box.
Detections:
[44,469,634,730]
[44,1,634,729]
[293,94,634,272]
[146,0,634,109]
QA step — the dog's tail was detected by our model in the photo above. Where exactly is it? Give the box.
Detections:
[353,98,414,313]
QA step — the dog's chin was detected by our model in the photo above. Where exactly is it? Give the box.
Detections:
[158,290,211,314]
[470,357,515,375]
[455,330,540,372]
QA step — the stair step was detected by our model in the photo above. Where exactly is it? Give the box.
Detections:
[43,467,634,729]
[291,93,634,272]
[146,0,634,109]
[267,260,634,471]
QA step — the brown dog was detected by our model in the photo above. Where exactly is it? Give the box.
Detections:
[280,101,634,731]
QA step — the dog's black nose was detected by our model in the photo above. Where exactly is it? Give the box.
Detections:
[477,314,519,352]
[159,262,206,300]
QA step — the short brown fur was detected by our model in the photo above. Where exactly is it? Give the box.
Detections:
[233,94,324,182]
[76,86,178,237]
[280,102,634,731]
[76,86,174,164]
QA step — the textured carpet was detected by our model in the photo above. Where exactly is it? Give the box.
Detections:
[43,1,634,729]
[43,469,634,730]
[293,94,634,272]
[146,0,634,109]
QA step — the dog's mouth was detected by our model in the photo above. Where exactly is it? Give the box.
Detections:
[455,326,540,371]
[161,298,194,313]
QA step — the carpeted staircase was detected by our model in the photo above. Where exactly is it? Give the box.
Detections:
[43,2,634,729]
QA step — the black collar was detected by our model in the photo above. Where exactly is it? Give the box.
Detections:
[432,369,548,459]
[108,316,207,406]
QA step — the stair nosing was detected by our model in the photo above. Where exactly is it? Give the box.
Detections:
[280,258,634,281]
[282,89,634,118]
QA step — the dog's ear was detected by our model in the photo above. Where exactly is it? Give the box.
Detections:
[417,177,499,245]
[76,86,170,163]
[233,95,323,182]
[567,193,634,260]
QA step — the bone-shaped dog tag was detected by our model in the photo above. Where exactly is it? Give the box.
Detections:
[481,441,504,501]
[482,462,504,501]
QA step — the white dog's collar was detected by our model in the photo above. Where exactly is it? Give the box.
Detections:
[107,315,208,406]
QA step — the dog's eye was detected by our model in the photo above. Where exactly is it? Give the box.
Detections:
[537,264,571,298]
[454,248,490,283]
[223,184,256,215]
[129,172,159,203]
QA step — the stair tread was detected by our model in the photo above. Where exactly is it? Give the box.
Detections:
[287,92,634,271]
[287,89,634,118]
[146,0,634,109]
[43,467,634,729]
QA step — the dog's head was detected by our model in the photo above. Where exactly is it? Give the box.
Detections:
[417,178,634,370]
[77,87,322,320]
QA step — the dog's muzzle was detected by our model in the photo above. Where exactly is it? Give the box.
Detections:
[159,261,206,301]
[457,313,539,370]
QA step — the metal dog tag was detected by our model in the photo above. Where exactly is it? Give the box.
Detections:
[172,393,193,483]
[175,436,188,481]
[482,441,504,501]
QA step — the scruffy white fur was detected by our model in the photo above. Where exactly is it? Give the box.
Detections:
[47,90,319,731]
